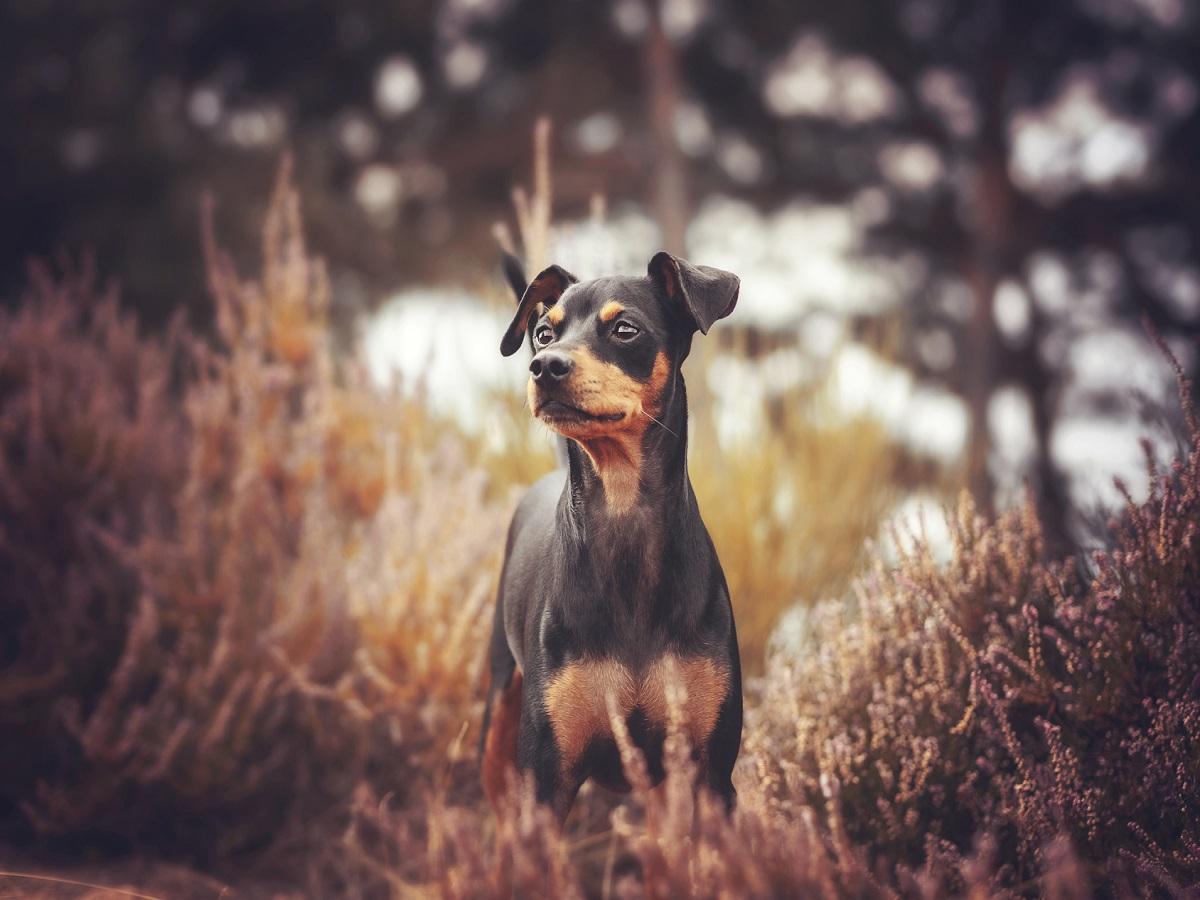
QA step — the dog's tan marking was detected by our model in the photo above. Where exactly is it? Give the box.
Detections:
[545,659,636,777]
[582,352,670,513]
[482,669,523,812]
[545,654,729,778]
[531,350,670,514]
[577,439,641,515]
[526,377,539,416]
[643,655,729,747]
[546,305,565,326]
[643,351,671,408]
[599,301,625,323]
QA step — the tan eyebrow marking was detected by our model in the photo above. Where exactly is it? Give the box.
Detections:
[546,305,565,325]
[599,301,625,323]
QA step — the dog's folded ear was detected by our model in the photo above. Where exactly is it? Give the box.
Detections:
[500,264,578,357]
[500,251,528,303]
[648,252,739,335]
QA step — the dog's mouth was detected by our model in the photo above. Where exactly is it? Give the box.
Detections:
[535,399,626,425]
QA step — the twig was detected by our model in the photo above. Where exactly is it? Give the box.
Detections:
[0,870,166,900]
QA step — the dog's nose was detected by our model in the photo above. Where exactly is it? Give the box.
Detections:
[529,350,573,383]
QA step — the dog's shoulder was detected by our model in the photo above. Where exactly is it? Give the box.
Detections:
[513,469,565,529]
[503,469,566,581]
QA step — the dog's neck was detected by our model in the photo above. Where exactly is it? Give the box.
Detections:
[561,372,691,536]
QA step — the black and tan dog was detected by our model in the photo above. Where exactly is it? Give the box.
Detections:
[480,251,743,821]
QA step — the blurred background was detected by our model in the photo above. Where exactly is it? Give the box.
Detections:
[4,0,1200,634]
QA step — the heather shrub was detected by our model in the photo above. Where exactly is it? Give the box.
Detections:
[0,262,185,836]
[1,167,510,867]
[746,352,1200,894]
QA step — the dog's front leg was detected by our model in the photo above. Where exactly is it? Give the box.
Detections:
[516,691,581,823]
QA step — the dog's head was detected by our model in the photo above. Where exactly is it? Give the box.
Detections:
[499,253,739,439]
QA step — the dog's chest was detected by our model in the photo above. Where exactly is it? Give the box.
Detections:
[543,653,728,774]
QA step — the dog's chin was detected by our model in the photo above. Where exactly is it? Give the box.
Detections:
[534,399,628,436]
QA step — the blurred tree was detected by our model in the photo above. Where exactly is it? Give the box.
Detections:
[1,0,663,326]
[677,0,1200,550]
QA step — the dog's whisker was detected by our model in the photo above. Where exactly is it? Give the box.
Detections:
[641,409,678,437]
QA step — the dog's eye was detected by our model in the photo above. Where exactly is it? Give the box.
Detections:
[534,324,555,346]
[613,321,639,340]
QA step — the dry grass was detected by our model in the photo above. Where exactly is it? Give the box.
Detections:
[1,164,1196,898]
[693,406,896,666]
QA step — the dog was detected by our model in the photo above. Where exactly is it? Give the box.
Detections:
[479,251,743,822]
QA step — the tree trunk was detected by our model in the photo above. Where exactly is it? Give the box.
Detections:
[962,152,1017,520]
[642,2,688,257]
[1023,306,1075,556]
[962,57,1014,520]
[641,0,725,454]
